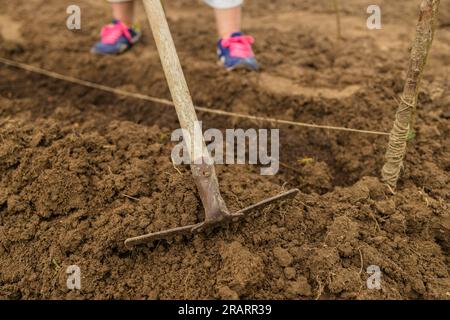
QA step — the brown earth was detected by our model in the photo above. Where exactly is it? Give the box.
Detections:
[0,0,449,299]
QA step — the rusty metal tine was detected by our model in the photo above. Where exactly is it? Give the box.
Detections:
[124,223,199,247]
[235,189,299,216]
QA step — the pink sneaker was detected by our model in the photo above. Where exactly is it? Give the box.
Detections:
[91,20,141,55]
[217,32,259,70]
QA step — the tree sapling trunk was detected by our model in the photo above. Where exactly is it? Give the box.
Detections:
[381,0,440,191]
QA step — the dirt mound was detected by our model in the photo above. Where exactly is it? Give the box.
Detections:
[0,110,448,299]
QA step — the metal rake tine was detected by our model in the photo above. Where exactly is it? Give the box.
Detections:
[124,223,198,247]
[236,189,299,216]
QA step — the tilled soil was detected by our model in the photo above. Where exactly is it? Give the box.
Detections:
[0,0,449,299]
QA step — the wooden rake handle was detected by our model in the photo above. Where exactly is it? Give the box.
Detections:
[142,0,229,219]
[142,0,201,147]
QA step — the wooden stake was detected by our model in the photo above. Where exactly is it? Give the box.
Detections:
[381,0,440,190]
[333,0,342,45]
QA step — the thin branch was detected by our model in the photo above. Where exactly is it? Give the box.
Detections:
[381,0,440,189]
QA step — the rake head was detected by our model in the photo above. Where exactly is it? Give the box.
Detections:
[124,188,299,247]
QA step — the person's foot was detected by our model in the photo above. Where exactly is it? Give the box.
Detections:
[91,20,141,55]
[217,32,259,71]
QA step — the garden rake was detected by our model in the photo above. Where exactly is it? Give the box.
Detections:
[124,0,299,247]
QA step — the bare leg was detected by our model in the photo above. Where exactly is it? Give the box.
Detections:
[214,6,242,39]
[111,1,135,27]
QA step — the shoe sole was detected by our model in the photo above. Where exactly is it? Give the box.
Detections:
[91,44,130,55]
[217,59,259,71]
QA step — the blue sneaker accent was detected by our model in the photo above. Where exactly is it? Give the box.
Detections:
[217,32,259,71]
[91,20,141,55]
